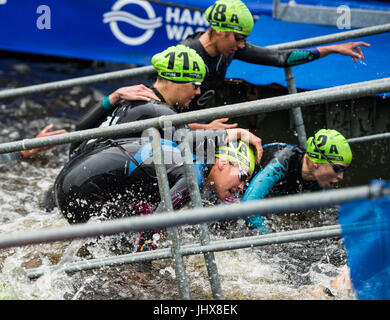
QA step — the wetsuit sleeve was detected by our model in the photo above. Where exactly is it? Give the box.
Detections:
[154,175,191,213]
[69,98,121,155]
[235,42,320,67]
[0,152,24,164]
[136,171,192,252]
[241,157,288,232]
[75,96,121,132]
[154,156,207,213]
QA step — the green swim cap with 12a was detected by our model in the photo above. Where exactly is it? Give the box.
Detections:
[151,45,206,83]
[306,129,352,164]
[205,0,254,36]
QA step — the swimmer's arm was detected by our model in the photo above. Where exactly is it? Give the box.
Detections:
[235,43,320,67]
[1,125,67,164]
[109,85,160,104]
[243,158,287,202]
[188,118,238,130]
[75,85,159,132]
[242,158,287,231]
[316,41,370,63]
[0,152,23,164]
[236,41,370,66]
[154,175,191,213]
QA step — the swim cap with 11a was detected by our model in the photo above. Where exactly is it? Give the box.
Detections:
[152,45,206,83]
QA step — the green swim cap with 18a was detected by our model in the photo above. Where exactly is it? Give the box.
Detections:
[306,129,352,164]
[205,0,254,36]
[215,140,256,174]
[151,44,206,83]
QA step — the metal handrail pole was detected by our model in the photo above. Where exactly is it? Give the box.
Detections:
[178,131,224,300]
[268,23,390,50]
[348,132,390,144]
[147,127,191,300]
[0,24,389,101]
[1,185,389,250]
[284,66,307,148]
[1,77,390,155]
[0,22,387,104]
[26,224,342,279]
[0,66,155,100]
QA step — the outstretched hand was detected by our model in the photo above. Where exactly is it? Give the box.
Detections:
[318,41,371,63]
[207,118,238,130]
[21,124,67,158]
[334,41,371,62]
[110,84,160,104]
[225,128,263,163]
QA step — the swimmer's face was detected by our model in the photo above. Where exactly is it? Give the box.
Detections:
[210,159,249,200]
[313,162,348,189]
[172,81,202,108]
[215,31,246,57]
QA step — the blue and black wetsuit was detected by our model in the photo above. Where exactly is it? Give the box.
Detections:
[55,130,225,223]
[55,130,224,250]
[242,143,321,232]
[180,32,320,110]
[69,87,179,157]
[43,87,189,213]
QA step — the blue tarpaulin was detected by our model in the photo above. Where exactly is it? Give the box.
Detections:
[0,0,213,65]
[0,0,389,94]
[338,180,390,300]
[227,14,390,96]
[0,0,265,65]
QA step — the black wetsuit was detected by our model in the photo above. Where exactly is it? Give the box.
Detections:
[42,88,187,213]
[239,143,321,231]
[55,130,226,225]
[180,32,320,110]
[69,87,184,157]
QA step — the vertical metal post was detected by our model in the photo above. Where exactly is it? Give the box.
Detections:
[273,0,280,19]
[284,66,307,148]
[178,131,224,300]
[147,128,191,300]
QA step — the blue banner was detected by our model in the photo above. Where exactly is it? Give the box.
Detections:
[1,0,388,93]
[339,180,390,300]
[0,0,214,65]
[0,0,268,66]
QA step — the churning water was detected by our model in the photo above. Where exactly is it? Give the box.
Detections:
[0,52,358,300]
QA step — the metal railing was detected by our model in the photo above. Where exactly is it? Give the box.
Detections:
[1,77,390,155]
[1,183,389,285]
[1,23,389,101]
[25,224,343,279]
[273,0,390,28]
[0,75,389,298]
[1,22,389,147]
[271,23,390,147]
[0,23,390,299]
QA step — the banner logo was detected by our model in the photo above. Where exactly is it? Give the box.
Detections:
[103,0,162,45]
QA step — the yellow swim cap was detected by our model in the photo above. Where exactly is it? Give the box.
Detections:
[307,129,352,164]
[205,0,254,36]
[152,45,206,83]
[215,140,256,174]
